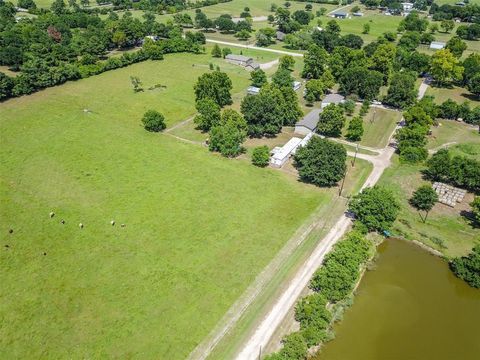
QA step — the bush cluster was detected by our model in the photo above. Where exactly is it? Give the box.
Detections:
[450,245,480,288]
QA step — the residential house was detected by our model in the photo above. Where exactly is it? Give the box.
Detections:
[295,108,322,135]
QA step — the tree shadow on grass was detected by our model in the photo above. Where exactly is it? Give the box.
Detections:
[460,210,480,229]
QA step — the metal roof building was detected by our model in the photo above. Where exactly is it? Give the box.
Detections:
[295,108,322,135]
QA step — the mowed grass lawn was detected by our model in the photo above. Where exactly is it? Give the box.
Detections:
[0,52,326,358]
[379,122,480,257]
[343,107,402,149]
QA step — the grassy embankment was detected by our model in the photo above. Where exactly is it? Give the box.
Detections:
[0,49,330,359]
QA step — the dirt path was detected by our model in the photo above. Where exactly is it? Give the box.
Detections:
[205,39,304,57]
[234,78,430,360]
[260,59,279,70]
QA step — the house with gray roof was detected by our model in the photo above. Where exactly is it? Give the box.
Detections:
[225,54,259,70]
[332,11,348,19]
[322,93,345,108]
[295,108,322,135]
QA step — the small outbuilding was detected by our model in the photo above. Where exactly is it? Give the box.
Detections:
[247,86,260,95]
[430,41,446,50]
[225,54,260,70]
[401,2,414,12]
[276,31,286,41]
[295,108,322,135]
[352,12,364,17]
[270,137,302,168]
[322,93,345,108]
[293,81,302,91]
[332,11,348,19]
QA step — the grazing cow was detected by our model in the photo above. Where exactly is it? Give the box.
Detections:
[111,220,115,226]
[49,212,55,218]
[121,224,126,228]
[61,220,65,224]
[79,223,84,229]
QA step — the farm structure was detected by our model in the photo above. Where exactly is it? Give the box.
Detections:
[295,108,322,135]
[270,133,313,168]
[225,54,260,70]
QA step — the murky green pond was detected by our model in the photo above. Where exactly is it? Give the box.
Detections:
[316,239,480,360]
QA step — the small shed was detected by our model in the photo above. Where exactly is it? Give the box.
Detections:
[322,93,345,108]
[401,2,414,12]
[332,12,348,19]
[352,12,364,17]
[293,81,302,91]
[247,86,260,95]
[295,108,322,135]
[276,31,286,41]
[430,41,446,50]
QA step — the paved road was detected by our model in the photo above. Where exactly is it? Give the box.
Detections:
[235,79,429,360]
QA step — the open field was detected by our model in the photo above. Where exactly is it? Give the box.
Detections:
[428,120,480,151]
[378,155,480,258]
[379,120,480,257]
[425,85,480,106]
[0,51,328,359]
[343,107,402,149]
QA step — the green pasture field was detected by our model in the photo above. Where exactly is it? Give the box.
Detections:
[343,107,402,149]
[426,85,480,106]
[429,120,480,151]
[0,50,327,359]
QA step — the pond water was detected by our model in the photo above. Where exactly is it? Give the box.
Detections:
[316,239,480,360]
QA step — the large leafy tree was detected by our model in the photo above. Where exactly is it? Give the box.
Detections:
[194,71,232,107]
[339,66,383,100]
[409,185,438,222]
[446,36,467,58]
[250,68,267,88]
[194,98,221,131]
[450,246,480,288]
[369,42,396,84]
[208,109,247,157]
[241,84,285,136]
[348,186,400,232]
[430,49,464,86]
[384,71,418,109]
[302,44,328,79]
[345,116,364,141]
[293,137,346,187]
[316,104,345,137]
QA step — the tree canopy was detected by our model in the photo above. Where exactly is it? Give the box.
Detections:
[194,71,233,107]
[294,137,346,187]
[348,186,400,232]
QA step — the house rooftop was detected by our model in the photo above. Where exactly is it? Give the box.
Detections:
[296,108,322,131]
[333,11,348,16]
[322,93,345,104]
[225,54,252,62]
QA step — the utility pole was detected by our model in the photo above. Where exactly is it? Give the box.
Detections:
[339,167,347,197]
[352,143,359,167]
[370,106,377,124]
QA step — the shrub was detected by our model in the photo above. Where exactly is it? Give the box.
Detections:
[251,146,270,167]
[450,246,480,288]
[142,110,166,132]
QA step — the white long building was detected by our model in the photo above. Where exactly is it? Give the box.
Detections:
[270,133,313,168]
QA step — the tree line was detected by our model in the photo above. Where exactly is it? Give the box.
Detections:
[0,1,207,100]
